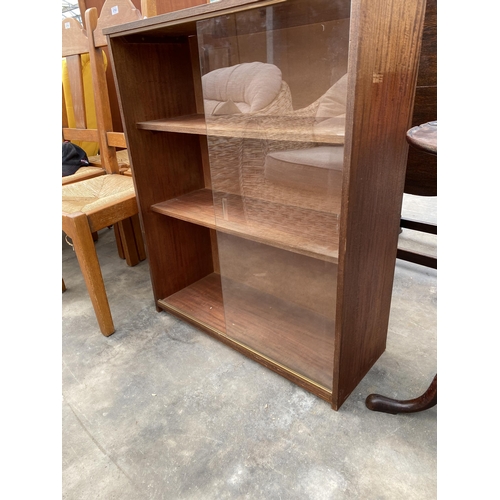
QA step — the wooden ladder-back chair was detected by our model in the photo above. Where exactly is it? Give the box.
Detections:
[86,0,147,263]
[85,0,142,177]
[62,14,144,258]
[62,6,145,336]
[62,17,107,185]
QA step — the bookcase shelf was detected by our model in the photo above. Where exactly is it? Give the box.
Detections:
[106,0,426,410]
[158,272,336,390]
[151,188,340,262]
[137,114,345,144]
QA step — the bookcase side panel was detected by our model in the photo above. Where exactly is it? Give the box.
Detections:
[332,0,427,409]
[108,36,213,301]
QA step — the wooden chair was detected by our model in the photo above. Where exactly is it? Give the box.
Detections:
[62,176,140,335]
[62,14,145,257]
[62,17,107,185]
[62,4,145,336]
[85,0,142,177]
[84,1,146,258]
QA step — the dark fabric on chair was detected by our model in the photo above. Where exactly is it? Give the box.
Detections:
[62,142,90,177]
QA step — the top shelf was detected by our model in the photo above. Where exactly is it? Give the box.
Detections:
[137,114,345,144]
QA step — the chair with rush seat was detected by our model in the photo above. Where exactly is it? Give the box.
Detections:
[62,175,140,335]
[62,4,145,336]
[83,1,146,257]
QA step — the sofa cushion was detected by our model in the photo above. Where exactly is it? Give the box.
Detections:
[264,146,344,194]
[315,73,348,120]
[212,99,242,115]
[313,114,346,140]
[203,62,283,114]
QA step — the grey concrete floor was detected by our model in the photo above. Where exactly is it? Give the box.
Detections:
[62,194,437,500]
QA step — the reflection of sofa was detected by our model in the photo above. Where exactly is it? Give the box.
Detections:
[264,146,344,198]
[263,74,348,202]
[202,62,293,117]
[295,73,347,139]
[202,63,347,215]
[202,62,294,196]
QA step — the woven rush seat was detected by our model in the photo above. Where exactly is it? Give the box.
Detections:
[62,174,136,215]
[62,165,105,186]
[88,148,131,172]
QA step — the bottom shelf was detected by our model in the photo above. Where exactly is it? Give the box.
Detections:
[158,273,335,392]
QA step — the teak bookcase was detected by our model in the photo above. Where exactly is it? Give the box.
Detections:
[105,0,427,410]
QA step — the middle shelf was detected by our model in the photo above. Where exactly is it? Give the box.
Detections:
[151,188,340,262]
[137,114,345,144]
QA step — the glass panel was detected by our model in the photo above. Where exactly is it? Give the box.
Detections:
[197,0,350,390]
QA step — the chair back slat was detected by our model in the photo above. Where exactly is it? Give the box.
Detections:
[85,1,145,174]
[65,55,87,129]
[62,17,102,158]
[62,86,69,129]
[140,0,157,18]
[85,7,120,174]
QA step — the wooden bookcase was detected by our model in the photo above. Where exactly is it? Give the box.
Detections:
[105,0,427,410]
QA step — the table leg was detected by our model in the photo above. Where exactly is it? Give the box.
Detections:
[365,374,437,414]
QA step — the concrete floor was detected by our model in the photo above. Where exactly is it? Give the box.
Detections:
[62,194,437,500]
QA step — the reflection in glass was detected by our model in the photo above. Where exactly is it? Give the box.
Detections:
[197,0,350,389]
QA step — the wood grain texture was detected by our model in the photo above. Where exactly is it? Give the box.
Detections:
[404,0,436,196]
[79,0,142,133]
[332,0,427,409]
[137,114,345,144]
[108,36,215,302]
[65,55,87,129]
[149,0,208,16]
[62,212,115,335]
[62,16,108,184]
[62,128,99,142]
[160,272,335,389]
[104,0,285,37]
[86,7,122,174]
[93,0,142,47]
[62,17,89,57]
[79,0,142,29]
[151,188,340,262]
[108,0,428,409]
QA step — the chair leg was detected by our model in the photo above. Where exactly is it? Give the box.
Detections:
[131,214,147,261]
[113,215,146,265]
[116,218,140,267]
[67,213,115,336]
[114,224,126,260]
[62,278,66,293]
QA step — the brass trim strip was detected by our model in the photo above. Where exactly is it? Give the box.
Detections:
[158,299,333,395]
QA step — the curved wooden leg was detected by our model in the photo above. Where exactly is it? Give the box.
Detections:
[65,213,115,336]
[366,374,437,414]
